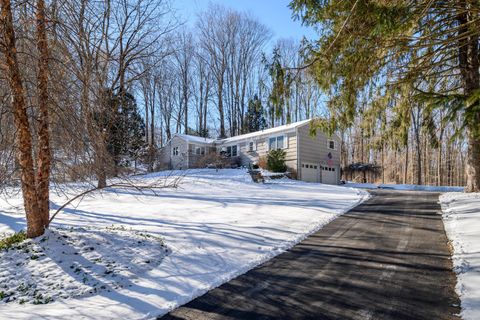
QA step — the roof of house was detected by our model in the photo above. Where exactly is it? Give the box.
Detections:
[174,134,216,144]
[170,118,314,145]
[218,118,312,144]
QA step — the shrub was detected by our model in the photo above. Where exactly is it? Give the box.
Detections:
[267,149,287,173]
[196,152,228,169]
[0,231,27,251]
[257,156,268,169]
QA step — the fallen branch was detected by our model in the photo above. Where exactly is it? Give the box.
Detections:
[49,174,184,225]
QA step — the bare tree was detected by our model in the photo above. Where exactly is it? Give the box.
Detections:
[0,0,52,237]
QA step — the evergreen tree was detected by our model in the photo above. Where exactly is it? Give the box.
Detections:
[245,95,267,133]
[97,90,146,168]
[289,0,480,192]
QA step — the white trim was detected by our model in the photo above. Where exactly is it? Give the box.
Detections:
[327,139,337,150]
[296,127,300,179]
[172,146,179,156]
[268,135,287,151]
[247,140,256,152]
[223,144,239,157]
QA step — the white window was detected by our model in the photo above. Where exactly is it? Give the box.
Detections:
[248,141,255,152]
[268,137,276,150]
[172,146,179,156]
[225,145,238,157]
[268,135,287,150]
[328,140,336,150]
[195,146,205,155]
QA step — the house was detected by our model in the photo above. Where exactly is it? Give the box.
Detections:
[158,119,341,184]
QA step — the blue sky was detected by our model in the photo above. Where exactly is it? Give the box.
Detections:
[172,0,317,43]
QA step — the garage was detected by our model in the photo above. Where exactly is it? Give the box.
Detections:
[301,162,320,182]
[321,166,337,185]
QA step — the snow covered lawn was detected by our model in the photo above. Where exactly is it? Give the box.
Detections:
[441,192,480,320]
[0,169,368,319]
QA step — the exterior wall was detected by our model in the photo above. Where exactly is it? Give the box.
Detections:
[219,131,298,174]
[158,144,171,169]
[157,122,339,184]
[187,144,216,168]
[158,136,189,169]
[297,124,341,183]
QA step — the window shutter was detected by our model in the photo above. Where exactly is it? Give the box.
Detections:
[284,135,289,149]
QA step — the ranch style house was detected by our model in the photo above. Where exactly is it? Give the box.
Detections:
[158,119,341,184]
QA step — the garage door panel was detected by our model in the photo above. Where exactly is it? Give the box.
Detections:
[321,166,337,185]
[301,163,319,183]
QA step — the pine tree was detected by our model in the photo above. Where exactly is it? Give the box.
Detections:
[245,95,267,133]
[289,0,480,192]
[97,90,146,170]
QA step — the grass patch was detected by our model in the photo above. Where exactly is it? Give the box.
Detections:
[0,231,27,250]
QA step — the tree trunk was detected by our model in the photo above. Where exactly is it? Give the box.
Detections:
[35,0,52,228]
[218,80,226,138]
[458,0,480,192]
[466,125,480,192]
[1,0,44,237]
[415,131,422,185]
[404,144,409,184]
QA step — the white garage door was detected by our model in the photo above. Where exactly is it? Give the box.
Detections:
[301,163,319,183]
[321,166,337,185]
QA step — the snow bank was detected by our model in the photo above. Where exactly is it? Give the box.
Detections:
[344,182,464,192]
[440,192,480,320]
[0,169,368,319]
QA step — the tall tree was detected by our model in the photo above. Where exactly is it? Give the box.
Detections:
[197,4,230,138]
[245,94,267,133]
[0,0,51,237]
[289,0,480,192]
[35,0,52,228]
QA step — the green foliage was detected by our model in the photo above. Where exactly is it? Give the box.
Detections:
[263,48,291,123]
[0,231,26,251]
[245,94,267,133]
[267,149,287,173]
[288,0,480,143]
[96,90,146,166]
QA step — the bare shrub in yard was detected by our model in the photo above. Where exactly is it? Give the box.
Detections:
[196,153,227,168]
[257,156,268,170]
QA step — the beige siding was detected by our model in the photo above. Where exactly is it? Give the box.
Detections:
[223,131,298,174]
[297,124,341,183]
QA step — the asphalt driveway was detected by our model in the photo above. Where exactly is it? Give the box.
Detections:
[161,190,460,320]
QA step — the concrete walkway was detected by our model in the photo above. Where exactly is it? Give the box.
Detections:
[161,190,460,320]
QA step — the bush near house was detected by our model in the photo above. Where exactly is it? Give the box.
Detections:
[197,153,241,169]
[267,149,287,173]
[257,156,268,169]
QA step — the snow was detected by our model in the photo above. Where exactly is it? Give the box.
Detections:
[0,169,368,319]
[440,192,480,320]
[174,134,216,144]
[0,227,169,304]
[174,119,313,145]
[344,182,464,192]
[218,118,312,143]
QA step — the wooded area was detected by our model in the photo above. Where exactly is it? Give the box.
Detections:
[290,0,480,191]
[0,0,477,237]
